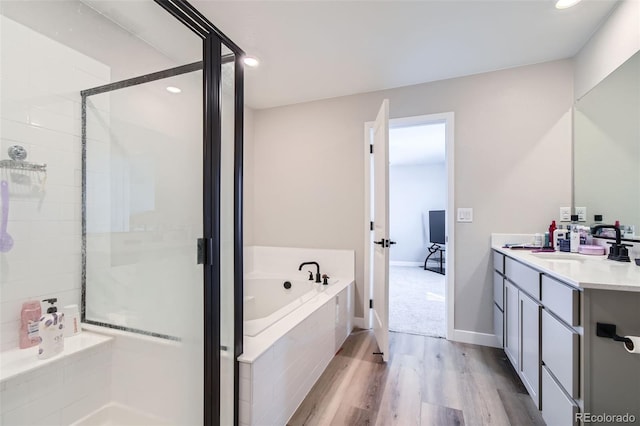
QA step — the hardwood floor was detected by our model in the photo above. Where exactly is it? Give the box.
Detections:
[288,330,545,426]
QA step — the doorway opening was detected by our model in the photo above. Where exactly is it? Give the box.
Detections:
[364,112,454,343]
[388,123,446,337]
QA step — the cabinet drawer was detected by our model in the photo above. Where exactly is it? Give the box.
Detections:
[493,271,504,310]
[505,257,540,300]
[542,309,579,398]
[493,251,505,273]
[493,303,503,348]
[542,366,578,426]
[541,275,580,326]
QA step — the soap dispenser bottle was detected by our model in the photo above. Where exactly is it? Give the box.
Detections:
[38,298,64,360]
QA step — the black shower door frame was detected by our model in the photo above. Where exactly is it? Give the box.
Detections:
[142,2,245,424]
[79,0,245,424]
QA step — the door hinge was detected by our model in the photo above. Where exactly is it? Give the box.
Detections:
[369,144,373,154]
[370,221,374,231]
[369,299,373,309]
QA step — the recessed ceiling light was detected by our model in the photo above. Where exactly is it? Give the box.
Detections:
[243,56,260,68]
[555,0,582,9]
[166,86,181,94]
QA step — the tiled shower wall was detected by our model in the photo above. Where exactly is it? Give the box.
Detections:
[0,16,109,350]
[0,15,112,424]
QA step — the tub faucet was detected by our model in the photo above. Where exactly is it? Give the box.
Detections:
[298,261,321,283]
[592,225,630,262]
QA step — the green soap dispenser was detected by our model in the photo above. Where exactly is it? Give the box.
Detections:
[38,298,65,360]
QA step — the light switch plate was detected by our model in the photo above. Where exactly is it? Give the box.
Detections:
[575,206,587,222]
[560,207,571,222]
[457,208,473,223]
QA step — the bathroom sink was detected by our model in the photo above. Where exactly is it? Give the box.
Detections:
[530,252,589,262]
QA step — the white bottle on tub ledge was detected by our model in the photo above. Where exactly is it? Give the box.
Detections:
[38,298,65,360]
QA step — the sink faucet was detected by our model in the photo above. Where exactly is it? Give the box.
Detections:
[298,261,321,283]
[591,225,631,262]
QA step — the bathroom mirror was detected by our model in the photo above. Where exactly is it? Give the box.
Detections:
[573,50,640,241]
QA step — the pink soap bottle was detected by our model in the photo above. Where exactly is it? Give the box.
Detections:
[19,301,42,349]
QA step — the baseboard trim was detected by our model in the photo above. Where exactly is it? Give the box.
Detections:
[390,261,423,267]
[451,329,501,348]
[353,317,366,329]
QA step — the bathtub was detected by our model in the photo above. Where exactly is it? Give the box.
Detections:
[244,273,332,336]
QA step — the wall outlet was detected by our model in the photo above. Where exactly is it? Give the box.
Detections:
[560,207,571,222]
[575,206,587,222]
[457,208,473,223]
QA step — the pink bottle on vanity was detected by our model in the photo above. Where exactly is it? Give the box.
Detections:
[19,301,41,349]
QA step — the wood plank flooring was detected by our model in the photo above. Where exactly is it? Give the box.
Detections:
[288,330,545,426]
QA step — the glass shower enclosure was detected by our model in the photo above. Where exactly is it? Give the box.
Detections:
[0,0,243,424]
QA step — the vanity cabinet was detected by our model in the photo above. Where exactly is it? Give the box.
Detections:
[493,249,582,417]
[492,244,640,423]
[492,252,505,348]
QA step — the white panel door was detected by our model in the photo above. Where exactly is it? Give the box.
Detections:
[372,99,390,362]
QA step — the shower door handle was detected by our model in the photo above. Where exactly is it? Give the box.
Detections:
[197,238,206,264]
[197,238,213,265]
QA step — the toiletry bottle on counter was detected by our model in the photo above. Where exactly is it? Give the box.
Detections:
[554,226,567,252]
[548,220,557,249]
[19,301,41,349]
[569,215,580,253]
[38,298,64,360]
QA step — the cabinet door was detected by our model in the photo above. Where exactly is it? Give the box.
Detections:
[504,280,519,369]
[494,303,504,348]
[493,271,504,310]
[520,290,541,408]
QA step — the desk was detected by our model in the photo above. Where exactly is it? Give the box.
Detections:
[424,244,445,275]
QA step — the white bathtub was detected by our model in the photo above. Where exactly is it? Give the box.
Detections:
[244,274,333,336]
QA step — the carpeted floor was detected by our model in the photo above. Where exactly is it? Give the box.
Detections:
[389,265,446,338]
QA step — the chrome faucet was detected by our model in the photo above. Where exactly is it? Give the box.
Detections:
[298,261,321,283]
[591,225,631,262]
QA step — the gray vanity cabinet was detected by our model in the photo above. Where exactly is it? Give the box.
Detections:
[493,252,505,348]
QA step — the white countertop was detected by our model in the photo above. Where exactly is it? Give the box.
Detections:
[492,245,640,292]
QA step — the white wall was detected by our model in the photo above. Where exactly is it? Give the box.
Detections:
[389,163,446,263]
[246,59,573,334]
[574,0,640,99]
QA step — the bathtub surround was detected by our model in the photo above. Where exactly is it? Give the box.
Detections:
[239,246,355,426]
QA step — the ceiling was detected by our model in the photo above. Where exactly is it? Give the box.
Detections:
[194,0,619,109]
[390,123,445,167]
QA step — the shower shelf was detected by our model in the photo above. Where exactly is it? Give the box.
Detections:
[0,331,112,384]
[0,159,47,172]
